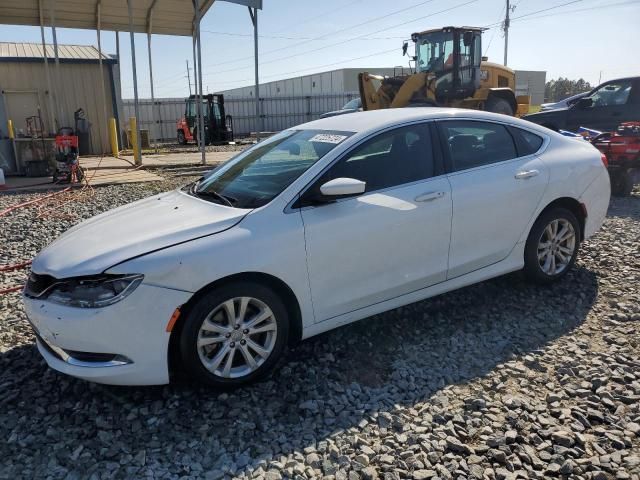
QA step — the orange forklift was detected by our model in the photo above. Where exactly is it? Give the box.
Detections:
[176,94,233,145]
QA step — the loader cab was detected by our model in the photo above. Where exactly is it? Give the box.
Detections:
[413,27,482,101]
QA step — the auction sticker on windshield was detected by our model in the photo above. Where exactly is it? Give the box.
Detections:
[309,134,348,144]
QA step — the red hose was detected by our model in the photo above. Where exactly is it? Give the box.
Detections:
[0,261,32,272]
[0,187,71,217]
[0,285,23,295]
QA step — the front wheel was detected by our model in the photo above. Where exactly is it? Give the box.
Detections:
[177,130,187,145]
[523,208,580,284]
[485,96,514,116]
[179,282,289,388]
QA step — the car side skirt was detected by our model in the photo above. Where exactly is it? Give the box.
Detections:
[302,242,525,339]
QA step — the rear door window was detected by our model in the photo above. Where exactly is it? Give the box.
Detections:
[438,121,518,172]
[510,127,544,156]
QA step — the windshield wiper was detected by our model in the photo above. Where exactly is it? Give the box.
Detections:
[190,181,236,207]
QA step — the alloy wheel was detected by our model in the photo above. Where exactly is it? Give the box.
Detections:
[196,296,277,379]
[537,218,576,276]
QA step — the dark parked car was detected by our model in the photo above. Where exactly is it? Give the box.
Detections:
[523,77,640,133]
[320,98,362,118]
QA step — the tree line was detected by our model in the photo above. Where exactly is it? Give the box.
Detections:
[544,78,593,103]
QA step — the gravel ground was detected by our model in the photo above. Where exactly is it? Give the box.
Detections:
[0,177,639,480]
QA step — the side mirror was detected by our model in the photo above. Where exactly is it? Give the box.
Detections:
[319,177,366,198]
[402,42,409,57]
[576,97,593,109]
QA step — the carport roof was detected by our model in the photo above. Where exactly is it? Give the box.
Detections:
[0,0,215,36]
[0,42,113,61]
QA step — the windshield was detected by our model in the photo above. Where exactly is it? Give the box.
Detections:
[416,31,454,73]
[191,129,353,209]
[342,98,361,110]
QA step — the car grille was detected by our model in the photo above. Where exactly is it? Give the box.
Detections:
[24,272,58,298]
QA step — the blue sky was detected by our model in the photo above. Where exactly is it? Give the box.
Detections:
[1,0,638,99]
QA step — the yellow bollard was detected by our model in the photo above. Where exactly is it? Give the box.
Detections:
[108,118,119,157]
[7,119,15,139]
[129,117,141,165]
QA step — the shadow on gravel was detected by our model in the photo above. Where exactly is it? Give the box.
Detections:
[0,266,598,475]
[607,194,640,221]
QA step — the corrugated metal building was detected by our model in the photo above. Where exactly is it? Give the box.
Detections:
[218,67,546,104]
[0,42,120,160]
[514,70,547,105]
[218,67,412,97]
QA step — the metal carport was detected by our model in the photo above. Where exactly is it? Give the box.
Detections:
[0,0,262,165]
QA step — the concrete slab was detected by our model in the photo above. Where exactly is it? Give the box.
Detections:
[3,169,163,192]
[2,150,236,193]
[87,169,164,185]
[80,151,236,170]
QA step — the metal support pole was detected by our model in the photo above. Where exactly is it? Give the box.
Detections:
[115,31,122,87]
[249,7,261,141]
[38,0,57,134]
[186,60,192,96]
[115,31,123,143]
[127,0,142,165]
[194,0,206,165]
[96,1,109,155]
[147,32,158,152]
[503,0,510,66]
[191,33,201,154]
[49,0,66,126]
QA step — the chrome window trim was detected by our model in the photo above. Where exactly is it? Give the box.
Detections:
[436,117,551,170]
[284,115,551,213]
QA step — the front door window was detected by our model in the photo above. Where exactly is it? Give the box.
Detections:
[588,80,633,107]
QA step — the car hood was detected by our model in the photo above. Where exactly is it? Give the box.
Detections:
[32,189,250,278]
[523,107,569,123]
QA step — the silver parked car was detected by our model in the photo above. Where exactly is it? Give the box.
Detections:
[320,98,362,118]
[540,92,589,111]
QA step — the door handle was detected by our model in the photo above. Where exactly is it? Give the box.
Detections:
[515,169,539,180]
[415,191,446,202]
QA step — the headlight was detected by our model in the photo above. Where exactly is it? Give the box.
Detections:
[44,274,144,308]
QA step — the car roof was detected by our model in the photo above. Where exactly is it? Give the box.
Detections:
[599,75,640,83]
[296,107,550,136]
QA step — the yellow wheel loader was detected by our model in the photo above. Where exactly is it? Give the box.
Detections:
[359,26,530,116]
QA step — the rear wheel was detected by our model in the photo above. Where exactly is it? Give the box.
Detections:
[524,208,580,284]
[179,282,289,388]
[485,96,514,116]
[177,130,187,145]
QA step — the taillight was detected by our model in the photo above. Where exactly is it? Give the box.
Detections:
[600,153,608,167]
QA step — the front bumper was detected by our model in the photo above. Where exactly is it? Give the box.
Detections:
[23,284,192,386]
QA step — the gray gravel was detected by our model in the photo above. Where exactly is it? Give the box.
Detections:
[1,178,639,480]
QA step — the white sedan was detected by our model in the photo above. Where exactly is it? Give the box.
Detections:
[23,109,610,387]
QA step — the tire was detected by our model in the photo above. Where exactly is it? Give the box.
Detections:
[177,130,187,145]
[610,169,633,197]
[523,207,581,284]
[179,282,289,388]
[485,96,514,116]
